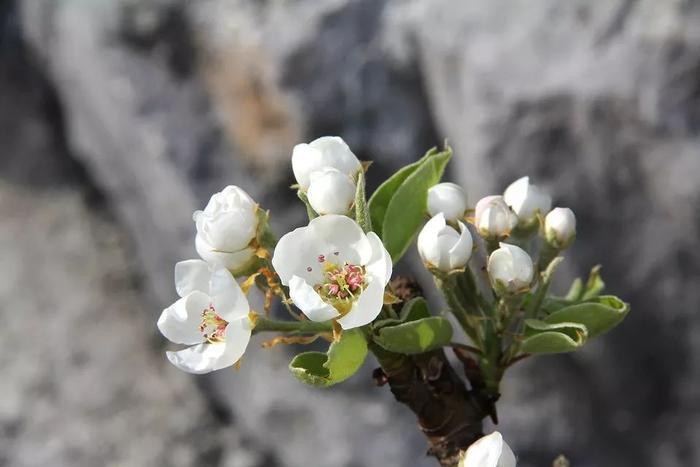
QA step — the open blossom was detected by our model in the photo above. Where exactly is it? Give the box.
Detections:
[475,195,518,238]
[306,167,356,215]
[427,182,468,221]
[459,432,516,467]
[545,207,576,248]
[194,185,258,272]
[503,176,551,224]
[157,260,252,374]
[417,213,473,272]
[488,243,534,294]
[271,215,392,330]
[292,136,362,190]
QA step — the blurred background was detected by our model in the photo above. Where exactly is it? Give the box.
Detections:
[1,1,699,466]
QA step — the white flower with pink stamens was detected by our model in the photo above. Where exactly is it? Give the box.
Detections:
[271,215,392,330]
[157,259,252,374]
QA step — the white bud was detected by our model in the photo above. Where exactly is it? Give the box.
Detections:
[417,213,473,272]
[427,182,468,221]
[292,136,362,189]
[545,207,576,248]
[503,176,552,224]
[193,185,258,271]
[459,431,516,467]
[487,243,534,294]
[306,167,356,215]
[474,195,518,238]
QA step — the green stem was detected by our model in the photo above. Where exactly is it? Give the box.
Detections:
[436,275,483,348]
[252,317,333,335]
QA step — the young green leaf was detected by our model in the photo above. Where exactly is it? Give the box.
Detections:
[545,295,629,338]
[382,147,452,262]
[367,147,438,237]
[289,329,367,387]
[375,316,453,354]
[581,265,605,300]
[521,319,588,354]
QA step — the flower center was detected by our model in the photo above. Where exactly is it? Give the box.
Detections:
[199,304,228,343]
[314,261,368,314]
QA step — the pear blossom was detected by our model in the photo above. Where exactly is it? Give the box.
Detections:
[474,195,518,238]
[427,182,468,221]
[417,213,473,272]
[157,260,252,374]
[292,136,362,190]
[271,215,392,330]
[545,207,577,249]
[487,243,534,294]
[459,432,516,467]
[306,167,356,215]
[194,185,258,272]
[503,176,552,224]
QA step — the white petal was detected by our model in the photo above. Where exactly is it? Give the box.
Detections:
[448,222,473,269]
[165,316,252,374]
[461,432,512,467]
[271,225,324,286]
[427,182,468,221]
[198,208,257,252]
[307,168,356,215]
[365,232,392,284]
[174,259,211,297]
[504,176,551,221]
[337,276,384,329]
[475,195,502,223]
[209,266,250,321]
[292,143,324,189]
[195,234,256,272]
[289,275,340,322]
[308,215,373,265]
[157,291,209,345]
[309,136,361,177]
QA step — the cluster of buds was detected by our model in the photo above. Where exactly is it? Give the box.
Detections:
[419,175,577,297]
[293,136,362,215]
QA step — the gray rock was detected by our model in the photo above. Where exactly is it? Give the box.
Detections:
[9,0,700,465]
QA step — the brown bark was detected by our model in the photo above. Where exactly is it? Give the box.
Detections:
[372,346,495,467]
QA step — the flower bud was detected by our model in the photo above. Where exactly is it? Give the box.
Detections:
[503,176,552,225]
[545,207,576,249]
[194,185,258,272]
[474,195,518,238]
[292,136,362,189]
[417,213,473,272]
[427,182,468,221]
[306,167,356,215]
[487,242,534,294]
[459,431,516,467]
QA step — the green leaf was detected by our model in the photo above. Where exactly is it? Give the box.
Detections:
[382,147,452,262]
[367,147,438,238]
[372,297,432,331]
[289,329,368,387]
[581,265,605,301]
[564,278,583,301]
[521,319,588,354]
[375,316,453,354]
[545,295,629,339]
[354,171,372,232]
[399,297,431,322]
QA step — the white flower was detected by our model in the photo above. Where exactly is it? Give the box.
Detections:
[545,207,577,248]
[194,185,258,272]
[427,182,468,221]
[271,215,392,330]
[503,176,552,224]
[459,432,516,467]
[417,213,473,272]
[157,260,252,374]
[487,243,534,294]
[306,167,356,215]
[292,136,362,190]
[474,195,518,238]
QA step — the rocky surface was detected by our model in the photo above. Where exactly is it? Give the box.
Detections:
[3,0,700,466]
